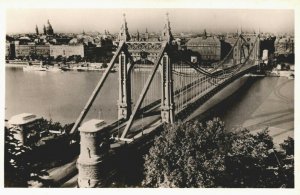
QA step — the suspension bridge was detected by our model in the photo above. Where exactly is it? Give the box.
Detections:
[66,13,262,187]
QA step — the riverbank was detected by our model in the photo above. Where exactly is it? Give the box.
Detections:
[5,63,27,67]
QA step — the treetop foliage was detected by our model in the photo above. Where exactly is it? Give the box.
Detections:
[143,118,294,188]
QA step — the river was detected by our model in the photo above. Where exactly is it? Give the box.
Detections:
[5,66,294,144]
[5,66,160,125]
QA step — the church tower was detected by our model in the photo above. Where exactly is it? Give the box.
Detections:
[203,29,207,39]
[43,25,46,35]
[35,25,39,35]
[161,13,174,44]
[46,19,54,35]
[136,29,140,41]
[145,28,149,41]
[117,13,131,42]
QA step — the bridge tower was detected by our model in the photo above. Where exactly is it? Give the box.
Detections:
[145,28,149,41]
[117,14,132,120]
[161,51,175,123]
[161,13,174,44]
[117,13,131,42]
[233,27,260,65]
[160,13,175,123]
[117,13,175,123]
[242,31,260,64]
[118,50,132,119]
[253,29,261,64]
[233,28,242,65]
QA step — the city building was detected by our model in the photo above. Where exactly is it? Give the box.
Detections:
[186,30,221,61]
[50,44,84,58]
[274,36,294,56]
[35,44,51,57]
[14,41,50,58]
[6,19,119,62]
[15,42,36,58]
[5,41,15,59]
[130,29,161,42]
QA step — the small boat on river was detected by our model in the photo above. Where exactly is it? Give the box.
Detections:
[23,65,48,71]
[23,62,62,72]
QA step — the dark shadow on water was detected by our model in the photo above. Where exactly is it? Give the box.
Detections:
[215,77,282,130]
[188,77,269,127]
[249,108,293,120]
[244,112,292,128]
[245,117,294,131]
[272,128,294,137]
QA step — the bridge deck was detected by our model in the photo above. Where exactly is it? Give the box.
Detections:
[108,62,257,145]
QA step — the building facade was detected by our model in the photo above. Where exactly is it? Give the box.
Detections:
[6,42,15,59]
[50,44,84,58]
[274,36,294,56]
[15,43,35,58]
[35,45,51,57]
[15,42,50,58]
[5,42,10,57]
[186,36,221,61]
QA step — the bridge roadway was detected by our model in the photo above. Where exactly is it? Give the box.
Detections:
[108,62,258,146]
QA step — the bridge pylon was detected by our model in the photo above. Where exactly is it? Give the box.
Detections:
[233,32,261,66]
[118,51,132,120]
[161,52,175,124]
[233,35,242,65]
[254,34,261,65]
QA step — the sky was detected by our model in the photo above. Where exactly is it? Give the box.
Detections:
[6,9,294,35]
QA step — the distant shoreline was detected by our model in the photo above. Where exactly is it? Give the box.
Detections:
[5,63,26,67]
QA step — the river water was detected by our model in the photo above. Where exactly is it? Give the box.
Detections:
[5,66,294,143]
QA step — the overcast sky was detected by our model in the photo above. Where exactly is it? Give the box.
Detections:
[6,9,294,34]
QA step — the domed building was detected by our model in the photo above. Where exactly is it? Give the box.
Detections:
[75,34,94,45]
[186,30,221,61]
[69,37,80,45]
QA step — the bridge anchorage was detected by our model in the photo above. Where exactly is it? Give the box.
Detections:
[69,14,262,187]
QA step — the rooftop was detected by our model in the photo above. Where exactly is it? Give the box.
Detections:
[78,119,106,133]
[186,36,220,46]
[8,113,41,125]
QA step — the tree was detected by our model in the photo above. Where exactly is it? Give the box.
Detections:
[4,127,48,187]
[4,119,75,187]
[278,137,294,188]
[223,128,278,187]
[280,137,294,156]
[143,118,228,187]
[55,55,63,62]
[102,63,108,68]
[143,118,294,188]
[67,55,75,62]
[74,55,82,63]
[5,127,31,187]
